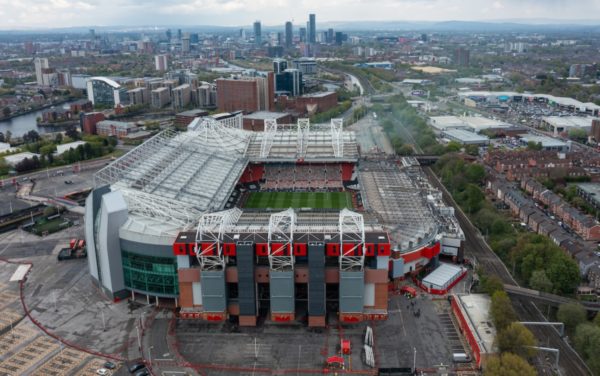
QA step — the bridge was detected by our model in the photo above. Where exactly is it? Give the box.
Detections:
[504,284,600,312]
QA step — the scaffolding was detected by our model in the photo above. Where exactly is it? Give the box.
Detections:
[195,208,243,271]
[339,208,365,271]
[268,208,296,271]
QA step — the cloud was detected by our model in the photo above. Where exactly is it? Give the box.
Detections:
[0,0,598,29]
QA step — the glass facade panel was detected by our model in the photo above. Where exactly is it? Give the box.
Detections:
[122,250,179,296]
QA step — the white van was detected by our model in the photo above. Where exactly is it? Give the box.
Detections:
[452,353,471,363]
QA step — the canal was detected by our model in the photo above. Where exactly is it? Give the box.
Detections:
[0,102,77,137]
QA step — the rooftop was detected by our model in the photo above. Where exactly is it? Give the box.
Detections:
[244,111,290,120]
[518,134,568,148]
[456,294,497,354]
[443,129,490,143]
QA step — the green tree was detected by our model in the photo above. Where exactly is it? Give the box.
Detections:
[465,144,479,156]
[496,322,537,358]
[446,141,462,153]
[397,144,414,155]
[0,157,9,176]
[2,106,10,117]
[490,291,518,331]
[484,352,537,376]
[463,183,485,214]
[465,163,485,184]
[557,303,587,333]
[529,270,553,293]
[568,128,588,143]
[527,141,543,151]
[481,275,505,295]
[574,323,600,375]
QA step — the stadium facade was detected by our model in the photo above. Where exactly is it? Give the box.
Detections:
[86,114,463,326]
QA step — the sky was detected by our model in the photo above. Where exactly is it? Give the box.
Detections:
[0,0,599,29]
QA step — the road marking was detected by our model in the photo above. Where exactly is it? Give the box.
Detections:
[397,300,407,337]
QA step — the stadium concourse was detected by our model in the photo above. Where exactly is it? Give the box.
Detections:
[85,114,464,327]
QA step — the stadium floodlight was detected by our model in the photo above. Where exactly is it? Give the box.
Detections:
[267,208,296,271]
[330,118,344,158]
[195,208,243,271]
[339,208,365,271]
[260,119,278,158]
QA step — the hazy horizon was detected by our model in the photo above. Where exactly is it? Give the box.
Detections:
[1,0,600,30]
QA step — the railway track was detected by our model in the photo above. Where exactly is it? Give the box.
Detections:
[423,167,591,375]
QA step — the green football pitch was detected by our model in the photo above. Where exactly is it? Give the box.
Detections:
[244,191,353,209]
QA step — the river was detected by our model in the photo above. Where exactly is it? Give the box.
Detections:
[0,102,76,138]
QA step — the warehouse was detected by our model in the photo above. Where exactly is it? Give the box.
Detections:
[428,116,468,132]
[518,134,570,152]
[442,129,490,145]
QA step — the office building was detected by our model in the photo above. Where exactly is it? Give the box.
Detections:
[172,84,192,109]
[216,74,274,113]
[285,21,293,48]
[86,77,128,107]
[335,32,347,46]
[34,57,49,86]
[327,29,334,44]
[267,46,284,58]
[254,21,262,46]
[454,47,470,67]
[308,14,316,43]
[276,68,303,97]
[273,59,288,74]
[155,55,168,71]
[292,58,317,75]
[96,120,137,138]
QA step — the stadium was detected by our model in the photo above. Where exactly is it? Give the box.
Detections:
[85,114,464,326]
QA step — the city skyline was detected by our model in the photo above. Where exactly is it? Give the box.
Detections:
[2,0,600,30]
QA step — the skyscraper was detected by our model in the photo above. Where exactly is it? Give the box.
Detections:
[177,29,182,41]
[182,36,190,54]
[285,21,293,49]
[34,57,49,86]
[453,47,470,67]
[299,27,307,43]
[166,29,172,41]
[308,14,316,44]
[254,21,262,46]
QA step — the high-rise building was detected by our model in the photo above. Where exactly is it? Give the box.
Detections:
[327,28,334,44]
[172,84,192,109]
[216,74,274,113]
[34,57,49,86]
[190,33,199,44]
[273,59,288,74]
[453,47,470,67]
[166,29,172,41]
[308,14,316,44]
[89,29,96,40]
[277,32,284,47]
[182,36,190,54]
[335,32,346,46]
[254,21,262,46]
[177,29,182,41]
[155,55,168,71]
[151,87,171,108]
[299,27,307,43]
[285,22,293,48]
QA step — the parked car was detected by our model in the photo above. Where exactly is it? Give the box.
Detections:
[128,362,145,373]
[103,361,116,370]
[96,369,108,376]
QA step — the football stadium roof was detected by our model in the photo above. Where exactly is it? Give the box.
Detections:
[94,116,359,229]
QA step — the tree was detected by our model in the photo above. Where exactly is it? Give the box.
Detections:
[484,352,536,376]
[54,133,63,144]
[557,303,587,333]
[0,157,9,176]
[529,270,553,293]
[574,323,600,375]
[397,144,414,156]
[527,141,542,151]
[463,183,485,214]
[23,130,40,143]
[0,132,4,143]
[465,163,485,184]
[446,141,462,153]
[490,291,518,331]
[496,322,537,358]
[65,124,80,140]
[465,144,479,156]
[481,275,504,295]
[2,106,10,117]
[568,128,588,143]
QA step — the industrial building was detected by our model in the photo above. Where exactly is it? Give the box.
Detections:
[86,115,463,327]
[542,116,597,137]
[518,134,570,152]
[442,129,490,145]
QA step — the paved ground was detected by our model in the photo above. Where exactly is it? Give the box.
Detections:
[348,114,394,156]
